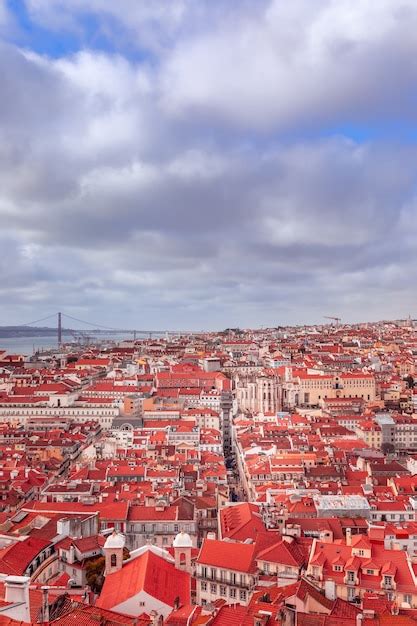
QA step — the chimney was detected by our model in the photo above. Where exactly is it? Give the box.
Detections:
[346,527,352,546]
[4,576,31,623]
[68,544,75,564]
[41,587,49,623]
[57,517,71,537]
[150,610,160,625]
[319,529,333,544]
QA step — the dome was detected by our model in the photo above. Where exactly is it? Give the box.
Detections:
[173,531,193,548]
[104,531,125,549]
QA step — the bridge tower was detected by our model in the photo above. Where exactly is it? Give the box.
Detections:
[58,312,62,346]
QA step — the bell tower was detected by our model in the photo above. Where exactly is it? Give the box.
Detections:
[173,531,193,574]
[103,531,125,576]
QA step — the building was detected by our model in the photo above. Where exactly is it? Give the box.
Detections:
[97,531,191,620]
[196,538,258,606]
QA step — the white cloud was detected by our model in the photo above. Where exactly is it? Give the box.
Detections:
[0,2,416,327]
[160,0,417,130]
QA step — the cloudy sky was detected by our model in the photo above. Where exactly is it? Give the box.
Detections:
[1,0,417,330]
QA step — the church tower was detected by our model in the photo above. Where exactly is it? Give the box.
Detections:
[173,531,193,574]
[103,531,125,576]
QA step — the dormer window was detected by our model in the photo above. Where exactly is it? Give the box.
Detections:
[346,571,355,583]
[334,565,342,572]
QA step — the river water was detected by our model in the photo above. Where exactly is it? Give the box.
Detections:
[0,333,135,356]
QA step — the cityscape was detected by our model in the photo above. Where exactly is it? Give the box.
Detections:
[2,0,417,624]
[0,319,415,623]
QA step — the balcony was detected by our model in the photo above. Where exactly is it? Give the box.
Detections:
[198,519,218,530]
[196,573,256,590]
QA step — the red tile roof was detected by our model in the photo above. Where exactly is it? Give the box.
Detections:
[97,549,190,611]
[197,538,257,574]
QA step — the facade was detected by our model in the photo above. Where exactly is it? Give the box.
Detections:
[98,533,191,620]
[307,533,417,606]
[125,503,198,551]
[235,374,281,415]
[196,539,258,606]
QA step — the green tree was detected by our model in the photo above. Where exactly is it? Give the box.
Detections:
[85,547,130,593]
[86,556,105,593]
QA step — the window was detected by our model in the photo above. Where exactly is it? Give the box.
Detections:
[201,582,207,591]
[210,583,217,593]
[111,553,117,567]
[229,588,236,599]
[240,590,247,601]
[347,571,355,583]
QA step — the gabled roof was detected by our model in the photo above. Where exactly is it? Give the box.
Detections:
[256,538,306,567]
[96,549,190,611]
[50,604,150,624]
[208,604,247,625]
[220,503,266,541]
[197,539,257,574]
[0,536,50,575]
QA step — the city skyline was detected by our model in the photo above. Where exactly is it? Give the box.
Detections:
[2,1,417,327]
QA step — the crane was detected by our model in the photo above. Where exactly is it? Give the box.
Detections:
[324,316,342,326]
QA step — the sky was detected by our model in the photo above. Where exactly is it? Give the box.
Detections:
[1,0,417,330]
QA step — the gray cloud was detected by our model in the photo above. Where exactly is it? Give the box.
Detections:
[159,0,417,131]
[0,2,416,328]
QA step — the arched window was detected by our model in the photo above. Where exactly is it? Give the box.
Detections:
[111,553,117,567]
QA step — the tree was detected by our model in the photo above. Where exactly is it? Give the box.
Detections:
[85,556,105,593]
[381,442,395,455]
[85,547,130,593]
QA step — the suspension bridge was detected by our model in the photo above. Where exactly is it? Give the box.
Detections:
[1,312,201,345]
